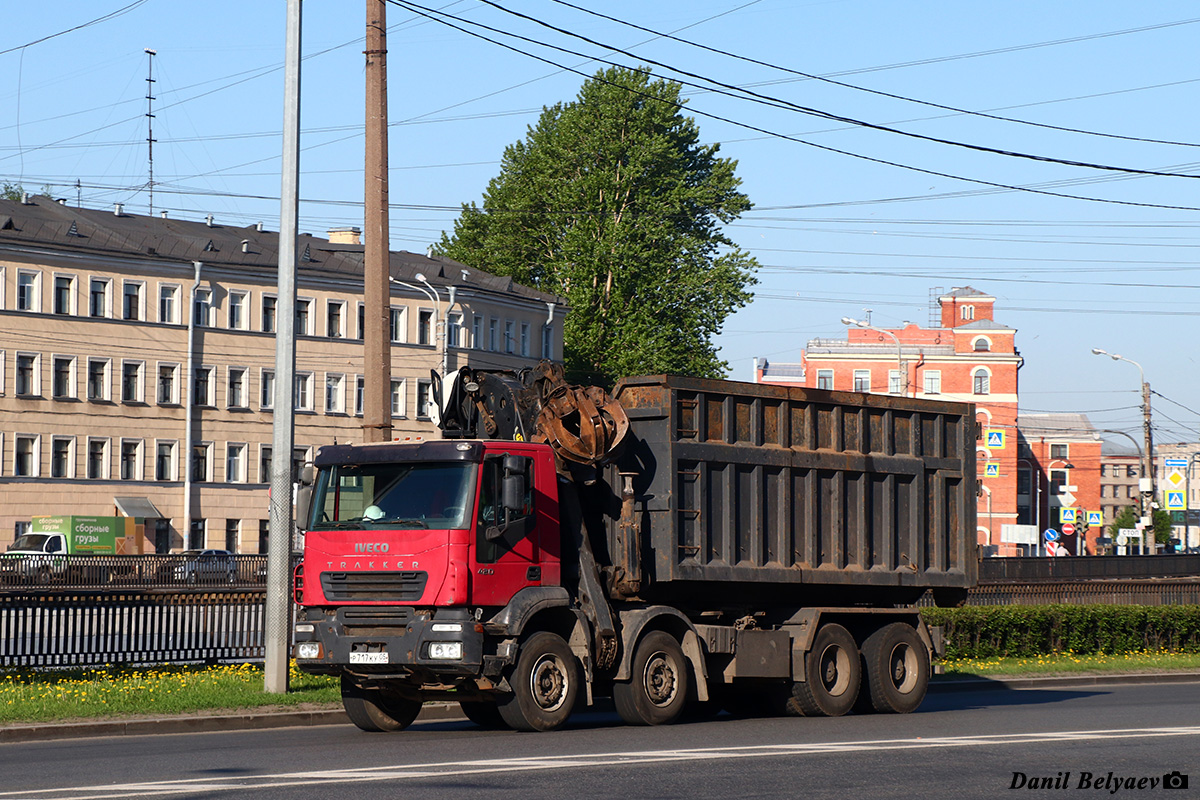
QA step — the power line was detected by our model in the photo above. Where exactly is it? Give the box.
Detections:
[0,0,152,58]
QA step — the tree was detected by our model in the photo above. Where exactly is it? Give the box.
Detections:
[2,182,23,201]
[1108,505,1174,546]
[437,66,758,385]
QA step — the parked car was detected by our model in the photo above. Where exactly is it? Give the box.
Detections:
[173,549,235,584]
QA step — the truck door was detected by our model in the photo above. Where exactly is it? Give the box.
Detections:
[471,453,542,605]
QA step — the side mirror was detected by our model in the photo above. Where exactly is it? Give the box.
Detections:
[295,465,316,530]
[501,454,530,513]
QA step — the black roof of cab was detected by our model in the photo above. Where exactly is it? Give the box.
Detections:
[314,440,484,467]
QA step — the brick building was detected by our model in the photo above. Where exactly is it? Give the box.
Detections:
[0,196,564,551]
[1016,413,1103,555]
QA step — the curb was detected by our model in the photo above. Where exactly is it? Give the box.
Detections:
[4,673,1199,744]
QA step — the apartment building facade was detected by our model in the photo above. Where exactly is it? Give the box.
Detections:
[0,196,564,552]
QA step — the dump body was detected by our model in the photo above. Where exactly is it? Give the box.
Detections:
[609,375,977,607]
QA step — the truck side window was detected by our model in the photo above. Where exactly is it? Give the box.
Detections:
[476,457,534,564]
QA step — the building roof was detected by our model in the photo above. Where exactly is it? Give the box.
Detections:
[1016,413,1100,442]
[0,195,563,305]
[803,338,955,357]
[939,286,994,300]
[953,319,1014,331]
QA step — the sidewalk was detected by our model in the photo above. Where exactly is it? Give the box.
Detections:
[3,672,1198,744]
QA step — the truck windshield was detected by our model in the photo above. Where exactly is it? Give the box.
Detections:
[309,462,477,531]
[8,534,53,553]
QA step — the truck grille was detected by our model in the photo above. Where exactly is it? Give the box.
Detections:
[320,571,428,602]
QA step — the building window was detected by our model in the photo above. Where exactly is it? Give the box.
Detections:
[1049,469,1068,496]
[473,315,484,350]
[120,439,141,481]
[123,281,143,321]
[261,369,275,409]
[816,369,834,391]
[87,439,109,479]
[122,361,143,403]
[258,519,269,554]
[973,337,990,352]
[17,271,39,312]
[262,295,277,333]
[158,364,179,405]
[356,303,365,340]
[88,358,110,401]
[488,318,498,351]
[1016,467,1031,496]
[853,369,870,393]
[52,356,75,399]
[193,366,214,406]
[416,379,432,419]
[226,443,246,483]
[294,372,313,410]
[227,367,247,408]
[192,443,211,482]
[159,284,179,323]
[520,322,530,357]
[1050,443,1069,459]
[51,438,73,478]
[228,291,247,330]
[972,369,990,395]
[391,379,406,417]
[325,373,344,413]
[295,299,311,335]
[189,519,206,550]
[193,288,212,327]
[961,305,975,321]
[156,441,176,481]
[418,309,433,346]
[541,324,553,359]
[355,376,365,416]
[390,307,406,343]
[53,275,74,315]
[504,320,515,354]
[225,519,240,553]
[924,371,941,395]
[90,278,111,318]
[259,446,272,484]
[14,435,38,477]
[1126,465,1139,478]
[327,300,344,338]
[448,312,463,348]
[15,354,38,396]
[888,370,902,395]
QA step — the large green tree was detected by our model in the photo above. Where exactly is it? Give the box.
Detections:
[437,66,758,385]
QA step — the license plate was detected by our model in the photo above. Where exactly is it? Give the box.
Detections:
[349,652,388,664]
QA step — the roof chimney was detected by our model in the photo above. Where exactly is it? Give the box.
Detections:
[206,214,214,227]
[114,203,124,216]
[241,239,250,253]
[327,227,361,245]
[160,210,168,219]
[255,221,264,232]
[20,192,30,205]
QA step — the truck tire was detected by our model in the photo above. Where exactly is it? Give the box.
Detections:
[613,631,689,726]
[340,675,422,732]
[460,700,507,729]
[858,622,929,714]
[790,623,860,717]
[498,631,579,732]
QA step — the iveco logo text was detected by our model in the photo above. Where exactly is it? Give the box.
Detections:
[354,542,390,554]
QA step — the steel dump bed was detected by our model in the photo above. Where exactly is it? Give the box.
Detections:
[608,375,977,607]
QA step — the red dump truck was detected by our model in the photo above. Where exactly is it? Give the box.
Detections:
[293,364,977,732]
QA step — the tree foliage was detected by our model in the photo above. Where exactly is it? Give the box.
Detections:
[2,182,24,201]
[437,66,758,385]
[1107,505,1174,544]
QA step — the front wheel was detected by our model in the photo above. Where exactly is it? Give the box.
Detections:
[790,623,860,717]
[613,631,689,726]
[859,622,929,714]
[341,675,422,732]
[460,700,508,729]
[498,631,580,732]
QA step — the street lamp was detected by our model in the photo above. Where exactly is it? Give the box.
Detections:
[1047,459,1075,555]
[842,316,907,396]
[1092,347,1157,551]
[391,273,447,377]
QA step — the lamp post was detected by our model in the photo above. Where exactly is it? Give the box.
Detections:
[1092,348,1156,552]
[842,317,907,396]
[391,274,444,374]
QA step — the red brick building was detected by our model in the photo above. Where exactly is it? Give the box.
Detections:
[1016,414,1103,555]
[756,287,1023,553]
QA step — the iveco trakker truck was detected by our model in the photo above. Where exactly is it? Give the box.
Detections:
[293,363,976,731]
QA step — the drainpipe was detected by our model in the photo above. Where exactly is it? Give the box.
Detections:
[545,302,556,360]
[182,260,203,551]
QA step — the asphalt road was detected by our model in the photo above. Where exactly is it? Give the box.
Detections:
[1,681,1197,800]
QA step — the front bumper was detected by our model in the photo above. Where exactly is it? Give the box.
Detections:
[294,607,485,678]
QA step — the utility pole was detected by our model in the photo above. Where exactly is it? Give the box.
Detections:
[362,0,392,443]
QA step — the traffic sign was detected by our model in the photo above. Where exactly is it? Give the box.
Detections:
[986,429,1005,449]
[985,463,1000,477]
[1043,528,1060,542]
[1165,490,1187,511]
[1059,507,1077,523]
[1165,458,1188,467]
[1062,522,1076,536]
[1059,491,1077,508]
[1087,511,1103,527]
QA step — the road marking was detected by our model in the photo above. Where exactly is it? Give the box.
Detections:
[5,725,1200,799]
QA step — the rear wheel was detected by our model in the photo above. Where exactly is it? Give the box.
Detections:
[790,623,860,717]
[460,700,507,729]
[613,631,689,726]
[498,631,580,732]
[341,675,422,732]
[859,622,929,714]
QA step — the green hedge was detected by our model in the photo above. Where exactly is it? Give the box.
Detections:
[921,605,1200,659]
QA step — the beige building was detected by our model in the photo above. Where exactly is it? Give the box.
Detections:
[0,196,565,552]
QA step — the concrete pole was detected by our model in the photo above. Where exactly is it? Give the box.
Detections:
[362,0,392,443]
[1143,380,1156,553]
[264,0,302,695]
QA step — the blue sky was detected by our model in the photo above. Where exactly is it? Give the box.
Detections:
[3,1,1198,444]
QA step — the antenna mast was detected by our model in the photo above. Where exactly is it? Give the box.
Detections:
[145,48,157,215]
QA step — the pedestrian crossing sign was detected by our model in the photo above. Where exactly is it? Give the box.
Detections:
[1087,511,1102,527]
[986,429,1005,449]
[985,463,999,477]
[1060,508,1077,523]
[1165,491,1187,511]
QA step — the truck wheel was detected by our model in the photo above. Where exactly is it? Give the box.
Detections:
[460,700,508,729]
[498,631,579,732]
[859,622,929,714]
[790,623,860,717]
[613,631,689,726]
[340,675,422,732]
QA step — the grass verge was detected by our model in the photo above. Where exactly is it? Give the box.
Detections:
[937,650,1200,679]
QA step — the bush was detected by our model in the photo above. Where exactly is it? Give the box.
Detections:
[921,605,1200,659]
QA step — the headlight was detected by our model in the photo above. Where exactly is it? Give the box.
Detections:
[296,642,322,659]
[427,641,462,660]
